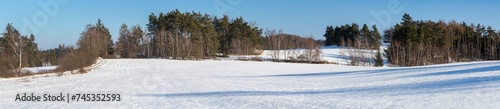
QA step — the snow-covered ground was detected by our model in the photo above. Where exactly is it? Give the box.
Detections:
[231,45,388,66]
[21,66,57,73]
[1,58,500,108]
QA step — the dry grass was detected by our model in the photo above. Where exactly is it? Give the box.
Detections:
[56,50,96,73]
[0,54,18,78]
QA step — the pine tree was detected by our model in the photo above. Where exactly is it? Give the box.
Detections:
[216,15,230,56]
[371,25,382,49]
[324,26,335,46]
[146,13,160,57]
[26,34,41,67]
[361,24,371,48]
[374,50,384,67]
[201,15,219,56]
[131,25,143,58]
[117,24,131,58]
[96,19,114,57]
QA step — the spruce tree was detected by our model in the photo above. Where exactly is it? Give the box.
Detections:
[371,25,382,49]
[374,50,384,67]
[324,26,335,46]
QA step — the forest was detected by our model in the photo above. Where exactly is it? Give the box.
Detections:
[385,14,500,66]
[323,23,382,49]
[324,13,500,66]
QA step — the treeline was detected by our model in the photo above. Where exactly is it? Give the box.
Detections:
[262,29,323,63]
[386,13,500,66]
[2,9,329,77]
[115,24,144,58]
[324,23,382,49]
[323,23,383,66]
[0,24,42,77]
[38,44,75,66]
[125,9,262,59]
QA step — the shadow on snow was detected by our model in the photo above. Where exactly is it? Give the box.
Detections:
[260,61,500,77]
[137,61,500,98]
[137,76,500,98]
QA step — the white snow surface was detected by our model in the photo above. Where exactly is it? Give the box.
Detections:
[1,58,500,108]
[231,45,389,66]
[21,66,57,73]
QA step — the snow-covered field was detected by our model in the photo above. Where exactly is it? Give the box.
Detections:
[231,45,387,66]
[21,66,57,73]
[1,58,500,108]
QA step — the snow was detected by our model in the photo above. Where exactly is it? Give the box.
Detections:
[231,45,389,66]
[1,58,500,108]
[21,66,57,73]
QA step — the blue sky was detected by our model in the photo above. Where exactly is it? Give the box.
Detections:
[1,0,499,49]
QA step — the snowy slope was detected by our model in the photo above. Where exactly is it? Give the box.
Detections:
[1,59,499,108]
[21,66,57,73]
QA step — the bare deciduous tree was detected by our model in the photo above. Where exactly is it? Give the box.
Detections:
[264,29,283,61]
[3,24,24,76]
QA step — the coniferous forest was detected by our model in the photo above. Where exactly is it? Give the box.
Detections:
[387,14,500,66]
[324,13,500,66]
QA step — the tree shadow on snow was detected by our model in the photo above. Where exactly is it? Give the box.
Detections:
[322,54,351,60]
[406,64,500,77]
[137,75,500,98]
[259,61,500,77]
[137,62,500,98]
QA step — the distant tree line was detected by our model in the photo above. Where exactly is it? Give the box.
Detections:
[262,29,323,63]
[324,13,500,67]
[386,13,500,66]
[136,9,262,59]
[38,44,74,66]
[323,23,383,66]
[324,23,382,49]
[6,10,500,78]
[2,9,331,78]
